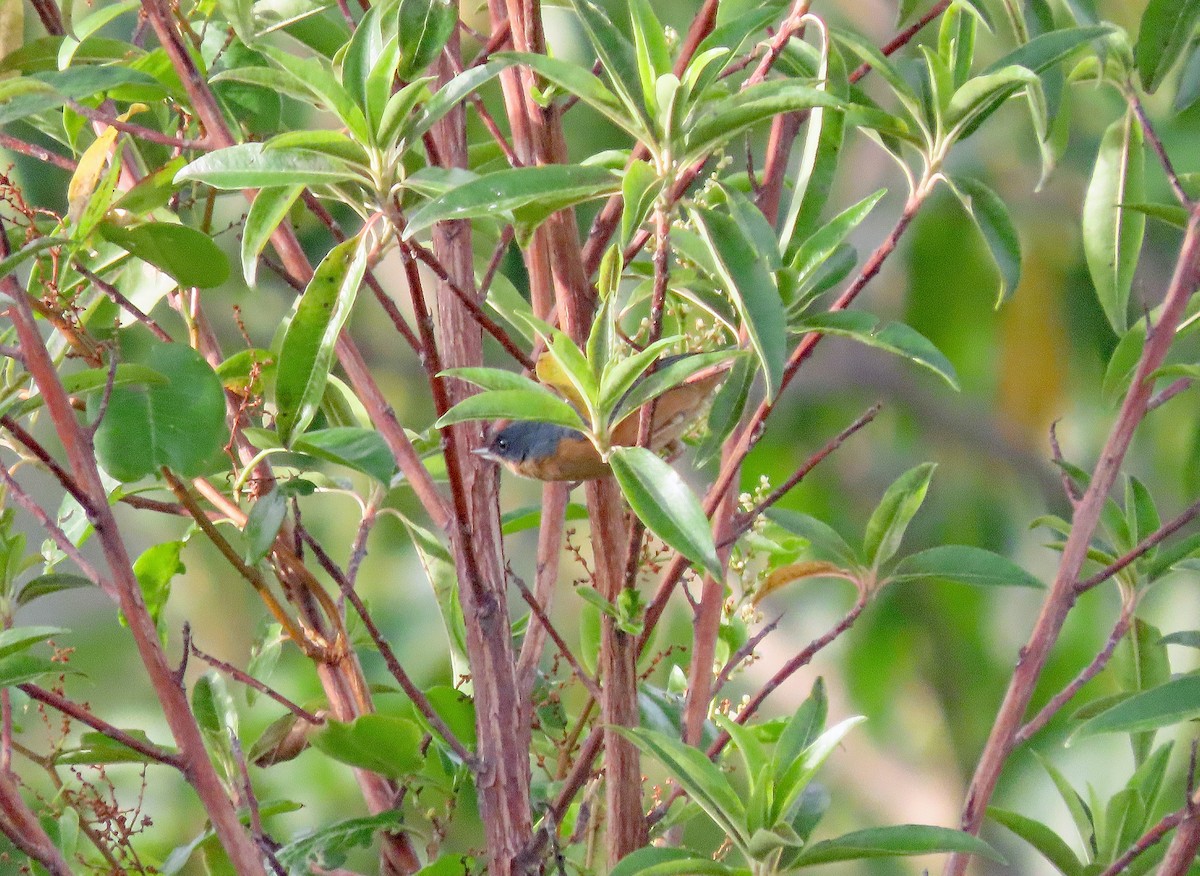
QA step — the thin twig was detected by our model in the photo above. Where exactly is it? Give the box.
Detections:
[65,100,212,150]
[1126,86,1191,207]
[0,134,76,171]
[75,264,172,341]
[512,575,602,701]
[19,684,184,769]
[719,402,882,548]
[1014,599,1135,745]
[1075,496,1200,595]
[403,239,534,370]
[189,640,322,724]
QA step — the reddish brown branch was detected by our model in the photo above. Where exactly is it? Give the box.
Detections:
[19,684,184,768]
[946,206,1200,876]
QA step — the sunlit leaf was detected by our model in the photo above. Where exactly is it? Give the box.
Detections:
[275,236,368,444]
[1082,112,1145,334]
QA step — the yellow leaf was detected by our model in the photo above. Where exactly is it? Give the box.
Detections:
[67,126,120,224]
[755,560,849,604]
[535,350,590,415]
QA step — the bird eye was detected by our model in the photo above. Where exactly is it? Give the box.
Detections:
[496,437,508,451]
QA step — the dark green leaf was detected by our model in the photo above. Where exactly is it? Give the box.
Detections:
[685,83,845,163]
[90,343,229,482]
[569,0,649,131]
[276,811,407,873]
[689,206,786,398]
[0,625,66,659]
[695,354,753,468]
[1136,0,1200,92]
[55,730,175,766]
[890,545,1044,588]
[16,573,92,606]
[988,807,1083,876]
[244,488,287,564]
[791,311,959,389]
[609,847,739,876]
[275,236,368,444]
[0,653,60,687]
[609,446,721,578]
[397,0,457,79]
[241,185,304,287]
[950,176,1022,306]
[1073,673,1200,739]
[766,509,859,567]
[1160,630,1200,648]
[98,222,230,289]
[617,725,747,850]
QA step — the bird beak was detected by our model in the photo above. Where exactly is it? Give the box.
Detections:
[471,446,499,462]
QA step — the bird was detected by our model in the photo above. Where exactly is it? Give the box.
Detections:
[473,354,732,481]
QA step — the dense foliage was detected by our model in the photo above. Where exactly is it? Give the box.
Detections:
[1,0,1199,873]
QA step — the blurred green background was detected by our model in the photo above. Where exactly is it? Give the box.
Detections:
[4,0,1200,873]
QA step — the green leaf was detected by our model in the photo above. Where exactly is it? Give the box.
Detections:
[785,188,884,285]
[434,389,585,430]
[242,185,305,287]
[132,541,185,637]
[276,811,407,873]
[863,463,936,569]
[689,206,786,398]
[440,367,552,394]
[569,0,649,131]
[498,52,647,143]
[401,516,468,678]
[16,573,92,606]
[773,716,866,824]
[0,625,66,659]
[0,653,60,687]
[257,46,367,140]
[403,165,618,241]
[1136,0,1200,92]
[55,730,175,766]
[1160,630,1200,648]
[791,311,959,389]
[988,808,1083,876]
[0,236,68,281]
[685,82,845,163]
[90,343,229,482]
[950,177,1022,306]
[1072,673,1200,739]
[311,714,424,779]
[695,354,753,468]
[176,142,361,190]
[608,847,739,876]
[275,236,368,444]
[793,824,1005,867]
[1082,113,1145,334]
[500,503,588,535]
[766,509,859,567]
[397,0,456,79]
[13,363,167,417]
[244,487,287,564]
[617,725,748,850]
[98,222,230,289]
[597,338,685,417]
[0,67,162,126]
[890,545,1044,588]
[609,446,721,579]
[293,427,397,484]
[193,671,238,741]
[613,351,741,420]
